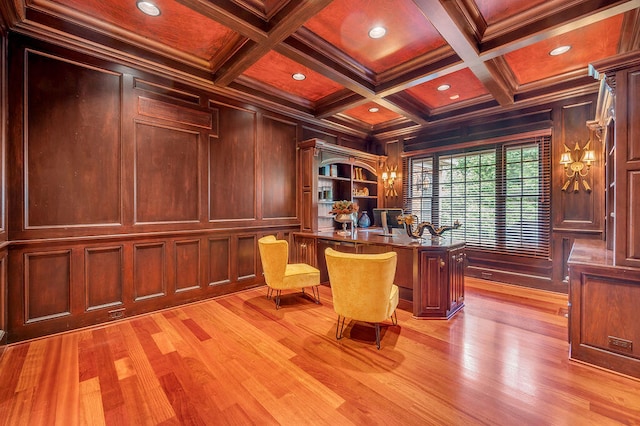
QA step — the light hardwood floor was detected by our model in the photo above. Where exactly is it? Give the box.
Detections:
[1,278,639,425]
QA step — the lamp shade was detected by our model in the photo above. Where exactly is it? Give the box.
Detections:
[560,152,573,165]
[582,150,596,163]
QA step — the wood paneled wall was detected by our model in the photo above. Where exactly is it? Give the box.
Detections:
[552,99,604,283]
[3,34,363,342]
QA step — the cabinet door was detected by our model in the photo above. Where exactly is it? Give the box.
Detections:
[448,248,465,316]
[294,236,317,267]
[416,251,447,317]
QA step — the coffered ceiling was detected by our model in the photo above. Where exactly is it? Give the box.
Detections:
[3,0,639,139]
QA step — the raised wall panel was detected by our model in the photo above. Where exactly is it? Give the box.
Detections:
[25,250,71,322]
[138,97,212,129]
[133,243,166,300]
[261,115,297,219]
[628,70,640,161]
[135,123,199,223]
[25,52,121,227]
[618,67,640,266]
[209,237,230,285]
[556,101,600,228]
[209,103,256,221]
[629,171,640,260]
[175,239,201,292]
[0,251,6,343]
[237,235,256,280]
[133,79,201,106]
[85,246,123,310]
[0,35,4,238]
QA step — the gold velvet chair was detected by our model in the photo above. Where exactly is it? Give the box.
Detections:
[258,235,321,309]
[324,248,399,349]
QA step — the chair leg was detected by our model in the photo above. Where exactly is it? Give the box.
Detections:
[311,286,320,304]
[375,323,381,350]
[274,290,281,309]
[266,287,273,300]
[336,315,346,340]
[391,310,398,326]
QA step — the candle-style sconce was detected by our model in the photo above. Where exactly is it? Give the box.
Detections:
[560,141,596,193]
[381,165,397,197]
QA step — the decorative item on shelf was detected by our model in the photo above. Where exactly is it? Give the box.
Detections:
[398,214,462,241]
[330,200,359,236]
[358,211,371,228]
[560,140,596,193]
[354,167,364,180]
[353,187,369,197]
[382,165,398,197]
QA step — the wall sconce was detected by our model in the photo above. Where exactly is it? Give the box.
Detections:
[382,166,397,197]
[560,141,595,192]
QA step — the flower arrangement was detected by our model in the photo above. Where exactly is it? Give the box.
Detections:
[329,200,359,215]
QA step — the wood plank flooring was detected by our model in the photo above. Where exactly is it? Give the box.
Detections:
[1,278,639,425]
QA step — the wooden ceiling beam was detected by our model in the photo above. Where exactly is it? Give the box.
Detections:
[213,0,334,86]
[479,0,640,56]
[175,0,269,40]
[275,39,375,96]
[314,91,368,120]
[376,97,430,127]
[411,0,515,106]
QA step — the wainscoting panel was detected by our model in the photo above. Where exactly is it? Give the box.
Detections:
[174,239,201,292]
[237,235,256,281]
[133,242,166,301]
[25,250,72,322]
[208,237,230,286]
[85,246,124,310]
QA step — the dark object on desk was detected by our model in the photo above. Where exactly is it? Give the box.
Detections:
[373,208,404,235]
[400,214,461,239]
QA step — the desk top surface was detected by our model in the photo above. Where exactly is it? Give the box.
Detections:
[296,228,465,250]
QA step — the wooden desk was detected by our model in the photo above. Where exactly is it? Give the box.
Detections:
[293,229,466,319]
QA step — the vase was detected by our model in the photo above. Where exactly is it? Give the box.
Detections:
[358,211,371,228]
[335,213,355,236]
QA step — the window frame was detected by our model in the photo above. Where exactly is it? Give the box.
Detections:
[403,134,551,258]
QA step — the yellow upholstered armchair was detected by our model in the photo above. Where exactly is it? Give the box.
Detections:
[258,235,321,309]
[324,248,399,349]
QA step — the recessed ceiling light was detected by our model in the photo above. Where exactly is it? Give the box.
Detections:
[449,94,460,100]
[549,45,571,56]
[437,84,451,91]
[368,107,379,113]
[137,1,161,16]
[292,73,306,81]
[368,26,387,39]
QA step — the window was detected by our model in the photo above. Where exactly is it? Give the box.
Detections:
[405,135,551,258]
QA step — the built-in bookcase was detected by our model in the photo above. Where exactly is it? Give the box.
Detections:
[299,139,385,232]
